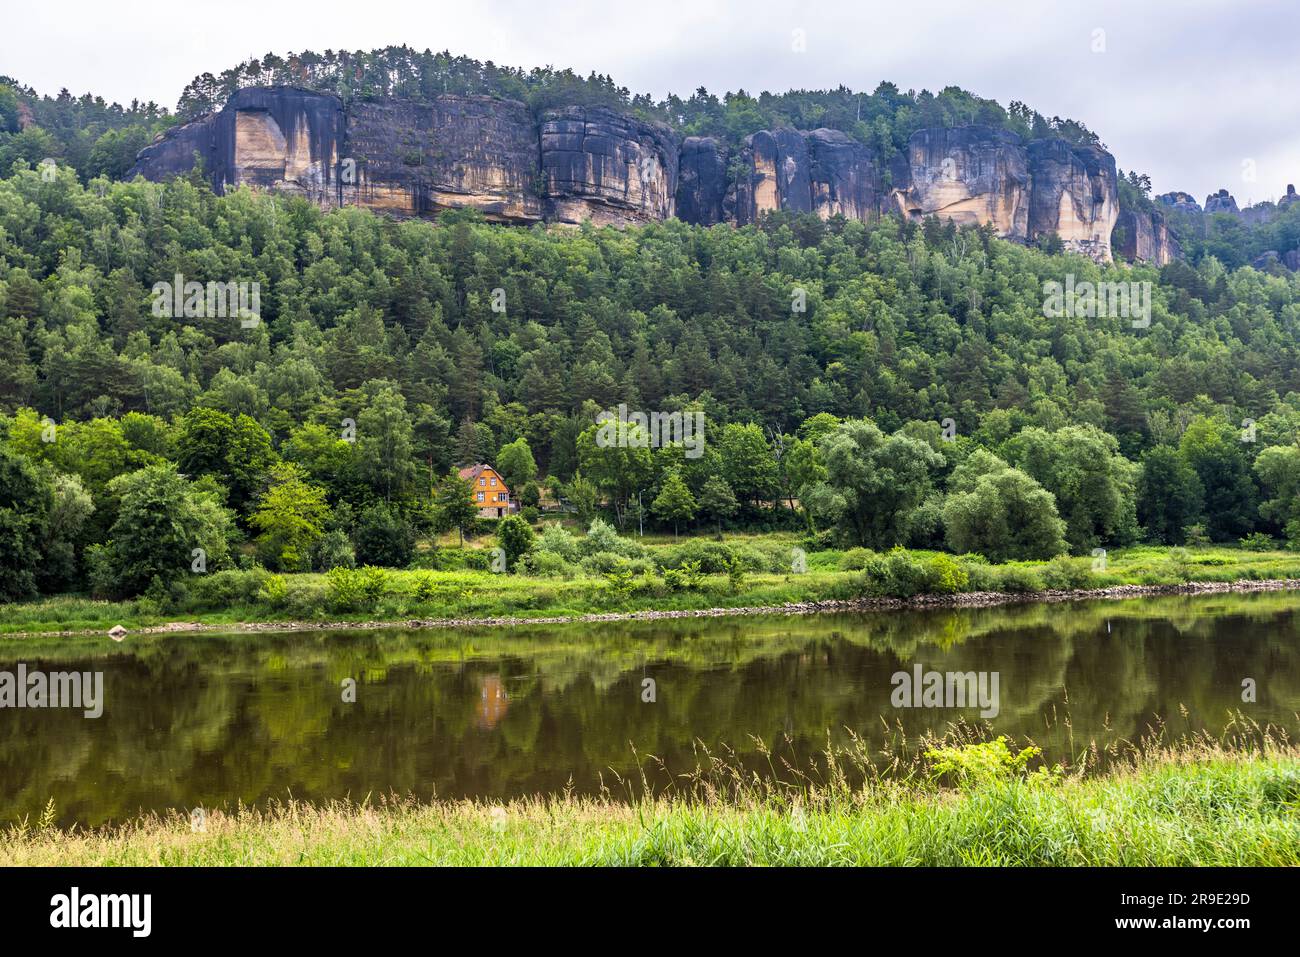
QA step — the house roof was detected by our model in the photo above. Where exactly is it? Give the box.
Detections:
[458,464,508,488]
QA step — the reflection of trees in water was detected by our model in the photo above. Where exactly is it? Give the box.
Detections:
[2,594,1298,826]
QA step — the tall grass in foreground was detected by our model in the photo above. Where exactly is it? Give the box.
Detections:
[5,720,1297,866]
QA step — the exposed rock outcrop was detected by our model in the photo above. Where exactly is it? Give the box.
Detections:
[1205,188,1240,215]
[675,136,729,226]
[1280,184,1300,209]
[806,129,883,222]
[539,107,678,226]
[1027,140,1119,261]
[892,127,1029,240]
[129,86,346,205]
[1113,208,1181,266]
[127,87,1124,260]
[345,96,541,223]
[1157,191,1202,215]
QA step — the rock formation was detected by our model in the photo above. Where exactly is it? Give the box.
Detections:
[675,136,728,226]
[1157,191,1202,215]
[1113,208,1181,266]
[1027,140,1119,261]
[539,107,678,226]
[345,96,541,223]
[128,87,1124,259]
[892,127,1029,239]
[1205,188,1240,215]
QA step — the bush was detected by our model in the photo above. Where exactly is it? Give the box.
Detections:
[185,568,270,610]
[521,551,574,578]
[535,525,580,561]
[257,574,288,608]
[923,553,969,594]
[1040,556,1096,590]
[925,737,1047,788]
[655,540,736,574]
[1239,532,1276,552]
[663,560,705,592]
[496,515,536,571]
[411,573,438,603]
[992,563,1045,594]
[521,506,541,524]
[582,518,647,559]
[326,565,387,612]
[861,548,928,598]
[838,547,878,571]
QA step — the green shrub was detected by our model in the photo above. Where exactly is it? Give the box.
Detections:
[326,565,387,612]
[1239,532,1276,552]
[257,574,288,608]
[861,548,928,598]
[663,560,704,592]
[535,525,580,562]
[994,564,1044,593]
[1040,556,1096,590]
[656,540,736,574]
[411,573,438,603]
[923,553,969,594]
[582,518,647,559]
[185,569,270,610]
[838,547,878,571]
[522,551,573,578]
[313,528,356,571]
[925,737,1049,788]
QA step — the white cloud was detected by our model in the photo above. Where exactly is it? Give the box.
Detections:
[5,0,1298,202]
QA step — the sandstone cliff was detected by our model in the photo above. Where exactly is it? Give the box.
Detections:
[1113,208,1181,266]
[539,107,678,226]
[129,87,1126,260]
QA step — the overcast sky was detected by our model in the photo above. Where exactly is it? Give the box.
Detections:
[6,0,1299,204]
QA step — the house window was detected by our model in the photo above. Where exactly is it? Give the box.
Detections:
[477,492,484,502]
[498,492,507,502]
[479,478,486,487]
[490,477,497,487]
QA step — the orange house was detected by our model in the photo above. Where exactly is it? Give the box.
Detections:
[459,463,514,518]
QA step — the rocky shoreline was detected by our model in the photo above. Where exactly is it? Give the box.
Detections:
[7,577,1300,640]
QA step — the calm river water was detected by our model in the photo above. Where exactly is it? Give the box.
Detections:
[3,591,1298,825]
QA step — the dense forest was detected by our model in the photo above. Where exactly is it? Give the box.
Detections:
[3,158,1300,602]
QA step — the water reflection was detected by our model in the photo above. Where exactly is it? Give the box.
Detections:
[1,591,1298,826]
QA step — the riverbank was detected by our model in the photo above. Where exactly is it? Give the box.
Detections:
[7,742,1297,866]
[6,574,1300,639]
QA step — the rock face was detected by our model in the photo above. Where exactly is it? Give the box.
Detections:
[675,136,729,226]
[1280,184,1300,209]
[806,129,883,222]
[129,87,346,205]
[1157,191,1202,215]
[1205,188,1240,215]
[1113,208,1181,266]
[539,107,678,226]
[345,96,541,223]
[127,88,1124,259]
[892,127,1029,239]
[1027,140,1119,261]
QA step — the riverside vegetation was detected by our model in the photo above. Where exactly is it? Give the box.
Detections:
[5,727,1297,866]
[6,530,1300,635]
